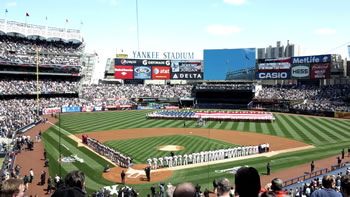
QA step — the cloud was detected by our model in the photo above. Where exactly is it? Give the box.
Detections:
[223,0,246,5]
[315,28,336,35]
[109,0,117,6]
[7,2,17,7]
[206,25,242,35]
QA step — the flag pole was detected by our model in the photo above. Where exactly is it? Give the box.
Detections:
[36,47,40,115]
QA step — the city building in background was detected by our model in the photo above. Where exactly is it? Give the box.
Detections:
[257,41,305,59]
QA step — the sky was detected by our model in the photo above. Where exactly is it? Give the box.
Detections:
[1,0,350,77]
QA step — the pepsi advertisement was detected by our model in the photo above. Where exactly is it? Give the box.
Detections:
[134,66,152,79]
[61,106,81,113]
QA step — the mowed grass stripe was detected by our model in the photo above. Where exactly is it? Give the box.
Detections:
[306,117,345,141]
[275,114,303,141]
[291,116,329,143]
[319,119,350,139]
[284,115,321,144]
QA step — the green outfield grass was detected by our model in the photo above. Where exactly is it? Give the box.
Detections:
[104,135,237,164]
[42,110,350,195]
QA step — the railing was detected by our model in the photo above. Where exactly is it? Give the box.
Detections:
[283,168,328,187]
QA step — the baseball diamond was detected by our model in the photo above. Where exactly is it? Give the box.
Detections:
[39,110,350,195]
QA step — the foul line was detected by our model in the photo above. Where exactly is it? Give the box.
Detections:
[47,121,116,167]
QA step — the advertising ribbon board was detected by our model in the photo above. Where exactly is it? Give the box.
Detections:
[291,64,310,79]
[255,71,291,80]
[171,72,203,80]
[61,106,81,113]
[134,66,152,79]
[334,112,350,119]
[42,107,61,115]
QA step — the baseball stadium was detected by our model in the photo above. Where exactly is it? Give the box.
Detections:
[1,6,350,197]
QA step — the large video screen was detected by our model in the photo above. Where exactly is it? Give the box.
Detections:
[203,48,256,80]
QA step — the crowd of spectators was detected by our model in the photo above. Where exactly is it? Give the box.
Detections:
[0,35,83,66]
[81,84,193,100]
[256,85,350,112]
[0,79,79,95]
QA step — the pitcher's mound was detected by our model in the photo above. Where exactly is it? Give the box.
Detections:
[157,145,184,151]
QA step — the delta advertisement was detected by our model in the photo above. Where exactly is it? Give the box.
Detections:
[291,64,310,79]
[171,60,202,72]
[115,65,134,79]
[171,72,203,80]
[257,57,291,71]
[134,66,152,79]
[310,62,331,79]
[61,106,81,113]
[152,66,170,79]
[255,71,291,80]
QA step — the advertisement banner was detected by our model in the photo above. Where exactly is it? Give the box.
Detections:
[310,62,331,79]
[137,106,161,110]
[94,106,104,111]
[141,59,171,66]
[171,72,203,80]
[115,65,134,79]
[61,106,81,113]
[115,59,138,65]
[171,61,202,72]
[291,55,331,64]
[105,105,132,109]
[255,71,291,80]
[152,66,170,79]
[115,58,171,66]
[291,64,310,79]
[257,57,291,71]
[165,106,179,109]
[334,112,350,119]
[81,106,94,112]
[42,107,61,115]
[134,66,152,79]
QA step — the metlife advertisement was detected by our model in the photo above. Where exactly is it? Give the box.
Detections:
[291,55,331,64]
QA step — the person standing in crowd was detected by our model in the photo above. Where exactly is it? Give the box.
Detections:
[213,179,218,194]
[270,178,288,197]
[267,162,271,175]
[311,160,315,172]
[150,184,156,197]
[342,148,345,159]
[29,168,34,183]
[217,178,231,197]
[338,156,342,166]
[159,182,165,197]
[310,175,341,197]
[47,176,53,194]
[341,175,350,197]
[173,183,196,197]
[235,166,261,197]
[121,170,125,184]
[0,178,26,197]
[23,175,29,190]
[51,170,86,197]
[40,170,46,186]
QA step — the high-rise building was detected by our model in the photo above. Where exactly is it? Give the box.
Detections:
[258,41,304,59]
[348,45,350,58]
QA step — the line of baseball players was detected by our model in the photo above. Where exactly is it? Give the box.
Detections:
[87,137,132,168]
[147,144,269,169]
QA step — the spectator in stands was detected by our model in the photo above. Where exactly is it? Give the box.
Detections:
[270,178,288,197]
[51,170,86,197]
[217,178,231,197]
[235,166,261,197]
[310,175,341,197]
[341,175,350,197]
[173,182,196,197]
[0,178,26,197]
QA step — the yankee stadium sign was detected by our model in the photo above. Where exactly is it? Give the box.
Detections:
[132,51,195,60]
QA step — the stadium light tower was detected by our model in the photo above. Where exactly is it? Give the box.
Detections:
[136,0,140,50]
